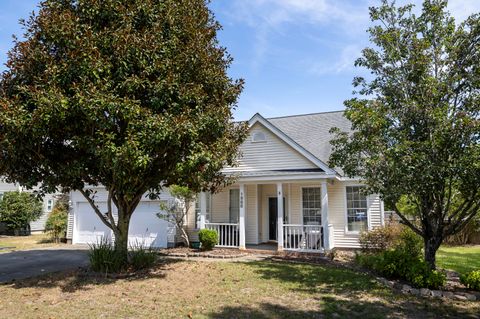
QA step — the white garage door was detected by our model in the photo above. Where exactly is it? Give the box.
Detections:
[74,201,172,248]
[75,202,112,245]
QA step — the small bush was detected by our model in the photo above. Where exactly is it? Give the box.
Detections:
[44,204,68,243]
[129,243,157,270]
[359,223,402,253]
[460,270,480,291]
[198,229,218,250]
[88,240,125,274]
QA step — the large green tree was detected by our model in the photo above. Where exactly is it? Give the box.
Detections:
[0,0,246,259]
[329,0,480,269]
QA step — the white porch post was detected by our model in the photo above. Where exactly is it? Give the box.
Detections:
[277,182,284,251]
[239,184,246,250]
[199,192,207,229]
[321,181,330,251]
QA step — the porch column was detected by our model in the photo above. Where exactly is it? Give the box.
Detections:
[239,184,246,250]
[277,182,284,251]
[321,181,330,251]
[199,192,207,229]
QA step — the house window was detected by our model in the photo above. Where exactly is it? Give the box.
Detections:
[252,132,266,143]
[346,186,368,232]
[229,189,240,223]
[195,193,211,228]
[47,199,54,212]
[302,187,321,225]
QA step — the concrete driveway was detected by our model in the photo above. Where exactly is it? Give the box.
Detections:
[0,248,89,283]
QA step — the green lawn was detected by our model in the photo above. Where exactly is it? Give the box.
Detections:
[437,245,480,275]
[0,259,478,318]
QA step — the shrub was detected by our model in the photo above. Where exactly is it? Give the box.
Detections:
[460,270,480,291]
[129,243,157,270]
[359,223,402,253]
[357,227,446,289]
[0,191,43,233]
[198,229,218,250]
[44,203,68,243]
[89,240,125,274]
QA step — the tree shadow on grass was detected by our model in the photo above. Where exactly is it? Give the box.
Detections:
[4,257,180,293]
[208,297,479,319]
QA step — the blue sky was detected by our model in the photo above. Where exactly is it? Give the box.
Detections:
[1,1,479,120]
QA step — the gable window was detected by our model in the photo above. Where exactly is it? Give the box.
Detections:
[346,186,368,232]
[195,193,211,229]
[229,189,240,223]
[302,187,321,225]
[252,132,267,143]
[47,199,54,212]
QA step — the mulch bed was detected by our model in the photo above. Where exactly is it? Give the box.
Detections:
[159,247,248,259]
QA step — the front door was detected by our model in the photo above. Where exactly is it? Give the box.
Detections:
[268,197,286,241]
[268,198,277,240]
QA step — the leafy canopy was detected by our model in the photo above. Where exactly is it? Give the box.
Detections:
[0,0,246,200]
[329,0,480,267]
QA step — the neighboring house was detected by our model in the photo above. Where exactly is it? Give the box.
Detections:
[67,111,385,252]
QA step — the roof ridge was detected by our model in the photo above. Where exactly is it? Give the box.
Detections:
[266,110,345,120]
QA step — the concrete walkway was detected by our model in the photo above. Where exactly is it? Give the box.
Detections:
[0,248,89,283]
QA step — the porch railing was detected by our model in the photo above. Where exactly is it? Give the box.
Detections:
[205,223,239,248]
[283,224,324,252]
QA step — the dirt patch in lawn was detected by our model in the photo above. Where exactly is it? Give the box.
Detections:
[160,247,248,258]
[1,258,479,318]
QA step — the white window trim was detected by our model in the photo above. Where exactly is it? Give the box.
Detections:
[343,184,371,235]
[300,185,322,226]
[251,131,267,143]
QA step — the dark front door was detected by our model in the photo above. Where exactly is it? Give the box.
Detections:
[268,198,277,240]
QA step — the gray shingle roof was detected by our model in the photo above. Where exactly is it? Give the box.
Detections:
[266,111,351,172]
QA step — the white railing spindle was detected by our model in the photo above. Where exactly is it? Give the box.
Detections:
[205,222,239,248]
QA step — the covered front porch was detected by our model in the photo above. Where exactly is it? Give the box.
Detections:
[197,180,335,253]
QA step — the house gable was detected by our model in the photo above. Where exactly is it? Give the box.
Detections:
[223,122,320,172]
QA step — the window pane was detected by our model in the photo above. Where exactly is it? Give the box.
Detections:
[346,187,368,231]
[302,188,321,225]
[229,189,239,223]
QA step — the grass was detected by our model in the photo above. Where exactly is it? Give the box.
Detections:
[437,245,480,275]
[0,233,61,253]
[0,259,478,318]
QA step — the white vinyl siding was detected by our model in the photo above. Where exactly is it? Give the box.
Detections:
[223,123,317,172]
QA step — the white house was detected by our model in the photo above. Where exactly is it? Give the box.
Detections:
[67,111,385,252]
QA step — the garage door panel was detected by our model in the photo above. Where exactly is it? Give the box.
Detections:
[76,202,112,244]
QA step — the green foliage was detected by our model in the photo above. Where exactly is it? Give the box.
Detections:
[44,196,69,242]
[0,191,43,231]
[359,223,402,253]
[460,270,480,291]
[329,0,480,269]
[0,0,247,255]
[357,227,446,289]
[89,240,157,273]
[89,240,125,274]
[128,244,157,270]
[198,229,218,251]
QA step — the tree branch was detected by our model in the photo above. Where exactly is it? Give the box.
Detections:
[79,188,114,231]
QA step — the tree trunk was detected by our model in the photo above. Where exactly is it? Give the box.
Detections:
[424,236,442,270]
[113,207,133,264]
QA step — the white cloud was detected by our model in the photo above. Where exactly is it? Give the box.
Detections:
[308,44,363,76]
